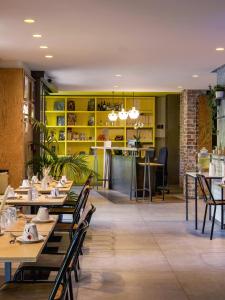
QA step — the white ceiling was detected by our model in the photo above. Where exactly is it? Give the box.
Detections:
[1,0,225,91]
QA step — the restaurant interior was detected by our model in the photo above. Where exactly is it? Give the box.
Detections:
[1,1,225,299]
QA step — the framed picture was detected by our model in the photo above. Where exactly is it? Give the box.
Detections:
[67,100,75,111]
[59,131,65,140]
[57,116,65,126]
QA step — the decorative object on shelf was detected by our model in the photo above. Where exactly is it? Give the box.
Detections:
[87,98,95,111]
[57,116,65,126]
[67,113,76,126]
[133,122,144,148]
[54,101,65,111]
[97,134,106,141]
[67,100,75,111]
[72,132,79,140]
[88,115,95,126]
[59,130,65,140]
[128,92,140,120]
[67,128,72,140]
[115,135,124,141]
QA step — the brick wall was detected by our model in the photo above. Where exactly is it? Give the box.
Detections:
[179,89,207,191]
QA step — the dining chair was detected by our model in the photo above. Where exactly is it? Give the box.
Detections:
[0,221,88,300]
[14,206,96,286]
[196,174,225,240]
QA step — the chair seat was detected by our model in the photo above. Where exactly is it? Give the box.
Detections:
[20,254,64,269]
[207,199,225,205]
[0,281,63,300]
[49,207,75,214]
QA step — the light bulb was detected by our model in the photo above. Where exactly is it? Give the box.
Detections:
[118,108,128,120]
[128,107,140,119]
[108,110,118,121]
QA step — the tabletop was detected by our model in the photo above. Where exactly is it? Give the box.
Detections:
[0,215,57,262]
[186,172,222,179]
[138,162,164,167]
[15,180,73,194]
[0,194,68,206]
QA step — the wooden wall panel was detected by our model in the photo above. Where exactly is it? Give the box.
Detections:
[197,95,212,152]
[0,69,25,187]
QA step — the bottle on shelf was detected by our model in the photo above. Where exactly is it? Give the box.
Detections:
[102,101,106,111]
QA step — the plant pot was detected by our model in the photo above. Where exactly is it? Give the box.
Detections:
[215,91,224,99]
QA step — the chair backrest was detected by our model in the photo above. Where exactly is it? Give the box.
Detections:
[73,186,90,224]
[146,148,155,162]
[49,221,88,300]
[196,174,216,204]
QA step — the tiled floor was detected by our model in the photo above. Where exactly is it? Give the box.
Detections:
[77,189,225,300]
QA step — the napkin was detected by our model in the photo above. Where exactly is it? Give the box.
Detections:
[7,186,15,198]
[0,185,10,212]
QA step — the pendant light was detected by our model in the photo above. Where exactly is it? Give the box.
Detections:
[118,92,128,120]
[128,92,139,119]
[108,91,118,122]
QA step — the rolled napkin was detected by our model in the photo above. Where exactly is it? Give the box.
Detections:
[7,186,15,198]
[31,175,39,184]
[56,181,64,188]
[21,179,30,188]
[0,185,11,213]
[61,175,67,183]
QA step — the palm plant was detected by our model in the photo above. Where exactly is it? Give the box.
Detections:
[28,118,92,181]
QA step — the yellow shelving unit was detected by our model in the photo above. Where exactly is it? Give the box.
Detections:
[44,93,155,155]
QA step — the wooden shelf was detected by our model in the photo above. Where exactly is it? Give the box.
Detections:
[67,140,94,143]
[45,111,65,113]
[67,125,95,128]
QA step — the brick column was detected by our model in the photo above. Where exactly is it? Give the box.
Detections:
[179,89,206,190]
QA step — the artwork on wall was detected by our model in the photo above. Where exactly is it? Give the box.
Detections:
[59,131,65,140]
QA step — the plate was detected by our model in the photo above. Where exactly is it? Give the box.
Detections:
[16,234,44,244]
[32,216,54,223]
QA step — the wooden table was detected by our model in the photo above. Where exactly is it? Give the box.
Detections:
[185,172,222,229]
[15,180,73,194]
[0,194,68,206]
[0,215,58,281]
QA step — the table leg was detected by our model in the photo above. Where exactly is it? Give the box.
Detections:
[4,262,11,281]
[209,179,212,221]
[221,187,224,230]
[185,174,188,221]
[162,165,165,201]
[130,152,134,200]
[195,177,198,230]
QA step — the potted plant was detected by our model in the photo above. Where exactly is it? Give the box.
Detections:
[133,122,144,148]
[27,118,92,181]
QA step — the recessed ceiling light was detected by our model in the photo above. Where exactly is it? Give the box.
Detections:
[24,19,35,24]
[32,34,42,38]
[40,45,48,49]
[45,55,53,58]
[115,74,122,77]
[114,85,119,88]
[192,74,199,78]
[216,47,224,51]
[177,86,183,89]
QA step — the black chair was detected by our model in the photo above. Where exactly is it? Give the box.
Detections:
[155,147,169,194]
[197,174,225,240]
[14,206,96,287]
[0,222,88,300]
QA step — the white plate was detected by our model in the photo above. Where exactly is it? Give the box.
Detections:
[16,234,44,244]
[32,216,54,223]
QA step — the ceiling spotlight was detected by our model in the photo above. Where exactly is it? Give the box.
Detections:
[192,74,199,78]
[114,85,119,88]
[33,34,42,38]
[115,74,122,77]
[216,47,224,51]
[177,86,183,89]
[40,45,48,49]
[24,19,35,24]
[45,55,53,58]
